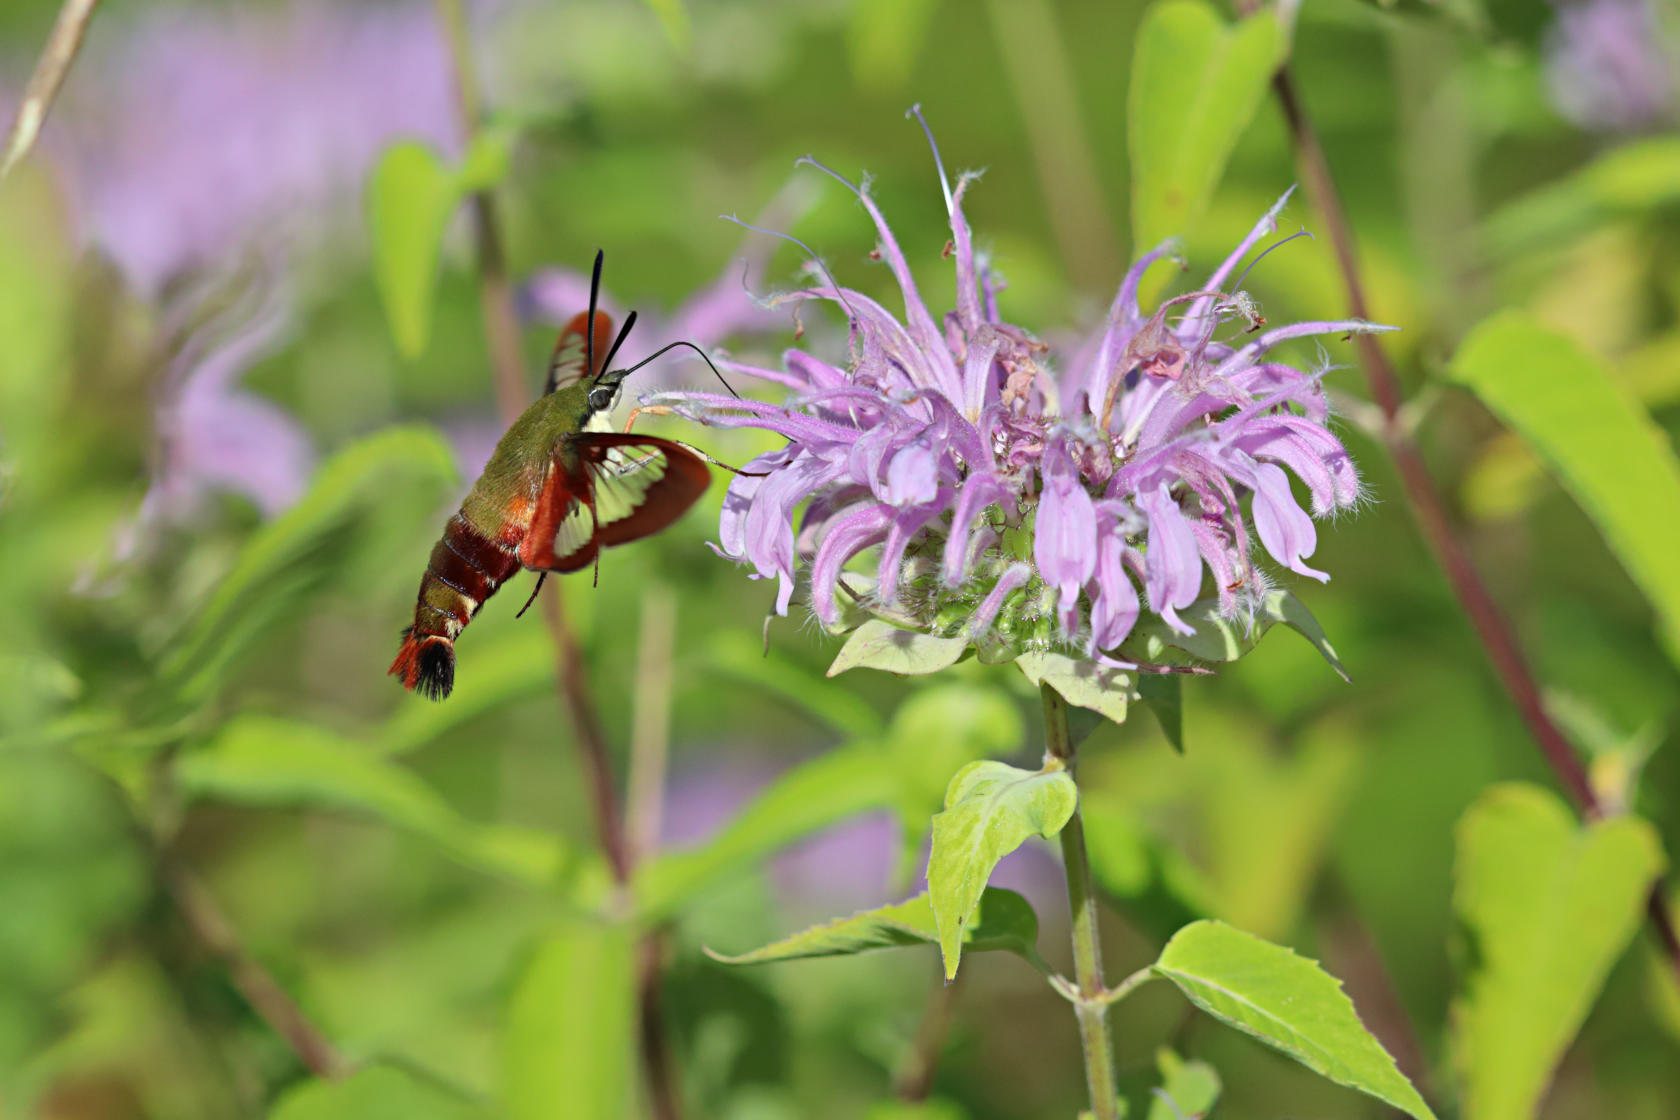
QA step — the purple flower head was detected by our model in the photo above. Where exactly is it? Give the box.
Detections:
[652,113,1390,668]
[1544,0,1679,132]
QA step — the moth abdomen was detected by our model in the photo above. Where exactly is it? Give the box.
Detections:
[389,512,524,700]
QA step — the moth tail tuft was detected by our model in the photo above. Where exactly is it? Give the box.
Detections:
[388,627,456,701]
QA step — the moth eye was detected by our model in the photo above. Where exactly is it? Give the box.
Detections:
[588,386,615,411]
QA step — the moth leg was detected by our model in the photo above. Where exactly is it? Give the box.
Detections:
[622,403,675,432]
[514,572,547,619]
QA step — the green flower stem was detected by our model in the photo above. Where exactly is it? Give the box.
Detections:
[1042,683,1120,1120]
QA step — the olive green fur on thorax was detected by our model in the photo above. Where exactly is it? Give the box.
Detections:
[458,382,597,533]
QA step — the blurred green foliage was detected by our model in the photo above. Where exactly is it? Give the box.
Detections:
[3,0,1680,1117]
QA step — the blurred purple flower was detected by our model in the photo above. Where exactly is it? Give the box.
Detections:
[44,0,460,293]
[653,119,1389,663]
[102,271,315,572]
[1545,0,1678,132]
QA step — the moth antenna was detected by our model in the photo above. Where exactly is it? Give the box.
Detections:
[585,249,604,378]
[596,310,638,381]
[1231,228,1314,294]
[720,213,858,323]
[612,339,742,399]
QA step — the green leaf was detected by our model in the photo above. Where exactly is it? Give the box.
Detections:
[370,142,460,359]
[1015,651,1133,727]
[1448,312,1680,667]
[1137,675,1184,753]
[1146,1048,1221,1120]
[707,888,1046,972]
[455,126,515,193]
[502,921,636,1120]
[1452,783,1665,1120]
[634,742,898,922]
[270,1065,491,1120]
[1128,1,1286,288]
[178,716,567,886]
[1123,590,1348,680]
[928,760,1078,980]
[828,620,971,678]
[1482,138,1680,256]
[1152,920,1436,1120]
[161,427,459,704]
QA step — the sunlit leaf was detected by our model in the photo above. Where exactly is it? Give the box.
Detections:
[369,142,459,360]
[634,742,898,922]
[1128,1,1286,289]
[828,620,970,678]
[708,887,1046,972]
[928,760,1077,980]
[270,1065,491,1120]
[502,921,636,1120]
[177,716,568,886]
[1448,312,1680,666]
[1015,651,1133,727]
[1153,920,1436,1120]
[1452,784,1664,1120]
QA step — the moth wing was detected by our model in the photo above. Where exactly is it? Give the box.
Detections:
[544,309,614,395]
[521,435,711,573]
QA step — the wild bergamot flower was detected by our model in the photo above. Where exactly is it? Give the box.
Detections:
[651,114,1391,672]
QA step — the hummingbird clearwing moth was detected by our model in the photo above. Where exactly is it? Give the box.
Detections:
[390,251,739,701]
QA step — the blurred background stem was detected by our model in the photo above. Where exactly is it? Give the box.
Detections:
[1241,7,1680,984]
[1042,684,1120,1120]
[0,0,99,179]
[433,2,683,1114]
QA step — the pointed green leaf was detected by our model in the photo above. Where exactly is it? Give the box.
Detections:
[1128,2,1286,289]
[707,887,1045,971]
[828,620,970,678]
[369,142,459,359]
[502,921,636,1120]
[1152,920,1436,1120]
[928,760,1078,980]
[1122,591,1346,679]
[1015,651,1133,726]
[1137,675,1184,752]
[270,1065,491,1120]
[1453,783,1665,1120]
[178,715,567,886]
[1448,312,1680,667]
[454,125,515,193]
